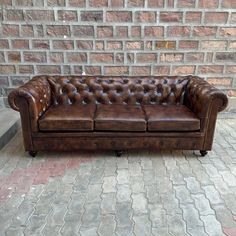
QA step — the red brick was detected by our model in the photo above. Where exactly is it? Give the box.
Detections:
[185,12,202,23]
[25,10,54,21]
[156,41,176,49]
[230,13,236,23]
[144,26,164,37]
[177,0,195,7]
[90,53,113,63]
[145,41,152,50]
[2,24,19,36]
[116,26,128,37]
[47,25,70,36]
[198,65,224,74]
[153,66,170,75]
[53,40,74,49]
[97,26,113,38]
[8,52,21,62]
[67,52,87,63]
[50,52,64,63]
[148,0,164,7]
[73,26,94,37]
[205,12,228,23]
[77,40,93,50]
[167,26,190,37]
[58,10,77,21]
[24,52,46,63]
[0,53,5,62]
[21,25,34,37]
[0,65,15,74]
[89,0,108,6]
[32,40,50,49]
[220,27,236,36]
[226,66,236,73]
[115,53,124,63]
[68,0,84,6]
[107,41,123,50]
[131,66,151,75]
[125,41,143,50]
[111,0,124,7]
[127,53,134,63]
[136,53,157,63]
[5,10,24,21]
[106,11,132,22]
[12,39,29,49]
[193,27,217,36]
[0,39,9,48]
[216,52,236,61]
[168,0,175,7]
[186,53,204,62]
[19,65,34,74]
[221,0,236,8]
[104,66,128,75]
[128,0,144,6]
[0,77,9,86]
[172,65,195,75]
[160,12,183,22]
[131,26,141,37]
[95,41,104,50]
[228,90,236,97]
[160,53,183,62]
[81,11,103,22]
[207,77,232,87]
[85,66,101,75]
[201,40,227,50]
[179,40,198,49]
[1,0,13,5]
[199,0,219,8]
[15,0,33,5]
[135,11,156,22]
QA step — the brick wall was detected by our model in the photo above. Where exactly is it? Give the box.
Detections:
[0,0,236,107]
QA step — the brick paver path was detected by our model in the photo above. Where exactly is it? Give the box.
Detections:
[0,119,236,236]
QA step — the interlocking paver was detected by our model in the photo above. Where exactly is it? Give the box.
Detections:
[0,119,236,235]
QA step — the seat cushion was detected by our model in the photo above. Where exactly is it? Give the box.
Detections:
[95,105,146,131]
[144,105,200,131]
[38,104,96,131]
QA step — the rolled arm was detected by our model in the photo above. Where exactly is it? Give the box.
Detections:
[184,76,228,118]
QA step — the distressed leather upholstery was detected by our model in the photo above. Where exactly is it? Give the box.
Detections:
[8,75,228,154]
[144,105,200,131]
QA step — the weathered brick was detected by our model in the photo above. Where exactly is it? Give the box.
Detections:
[73,26,94,37]
[85,66,101,75]
[186,52,204,62]
[1,0,13,5]
[107,41,122,50]
[24,52,46,63]
[221,0,236,8]
[77,41,93,50]
[48,0,65,6]
[67,52,87,63]
[37,65,61,74]
[220,27,236,37]
[12,40,29,49]
[177,0,195,8]
[47,25,70,36]
[205,12,228,23]
[115,53,124,63]
[89,0,108,7]
[148,0,164,7]
[185,11,202,23]
[198,65,224,74]
[21,25,34,37]
[2,24,19,37]
[0,65,15,74]
[19,65,34,74]
[135,11,156,22]
[156,41,176,49]
[226,66,236,73]
[136,53,157,63]
[50,52,64,63]
[160,12,183,22]
[128,0,144,6]
[207,77,232,87]
[0,77,9,86]
[25,10,54,21]
[216,52,236,61]
[8,52,21,62]
[11,76,30,86]
[95,41,104,50]
[201,40,227,50]
[199,0,219,8]
[153,66,170,75]
[144,26,164,37]
[230,13,236,23]
[125,41,143,50]
[106,11,132,22]
[179,40,198,49]
[81,11,103,22]
[104,66,128,75]
[228,90,236,96]
[172,65,195,74]
[160,53,183,62]
[53,40,74,49]
[145,41,153,50]
[0,40,9,48]
[0,52,5,63]
[5,10,24,21]
[97,26,113,38]
[15,0,33,5]
[68,0,85,6]
[131,26,141,37]
[132,66,151,75]
[116,26,128,37]
[58,10,77,21]
[111,0,124,7]
[193,27,217,36]
[167,26,190,37]
[32,40,50,49]
[90,53,113,63]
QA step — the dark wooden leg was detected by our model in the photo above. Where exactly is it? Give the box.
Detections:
[29,151,37,157]
[200,150,208,157]
[115,150,123,157]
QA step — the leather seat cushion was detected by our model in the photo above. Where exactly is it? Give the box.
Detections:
[144,105,200,131]
[38,104,96,131]
[95,105,146,131]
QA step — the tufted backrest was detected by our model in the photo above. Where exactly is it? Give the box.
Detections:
[47,76,190,106]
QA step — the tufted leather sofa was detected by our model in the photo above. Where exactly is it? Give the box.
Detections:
[8,75,228,157]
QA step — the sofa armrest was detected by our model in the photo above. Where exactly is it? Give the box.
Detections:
[184,76,228,119]
[8,75,51,132]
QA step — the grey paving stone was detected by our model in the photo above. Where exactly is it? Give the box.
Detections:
[143,169,156,185]
[5,227,25,236]
[221,193,236,215]
[148,203,167,228]
[132,193,148,215]
[41,225,62,236]
[203,185,224,205]
[117,158,129,169]
[211,177,233,195]
[220,170,236,187]
[102,176,117,193]
[101,193,116,214]
[174,185,193,204]
[130,176,145,193]
[81,203,101,228]
[79,227,98,236]
[117,169,130,184]
[128,162,142,176]
[188,227,208,236]
[167,214,188,236]
[86,184,102,203]
[161,192,182,215]
[117,184,131,202]
[152,227,171,236]
[115,225,134,236]
[192,194,215,216]
[98,214,116,236]
[145,185,161,204]
[202,164,220,178]
[141,158,153,169]
[24,214,47,235]
[115,202,133,227]
[133,215,152,236]
[184,176,203,194]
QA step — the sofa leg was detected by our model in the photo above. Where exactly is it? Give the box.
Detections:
[115,150,123,157]
[29,151,37,157]
[200,150,208,157]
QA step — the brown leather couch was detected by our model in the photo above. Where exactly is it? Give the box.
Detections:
[8,75,228,157]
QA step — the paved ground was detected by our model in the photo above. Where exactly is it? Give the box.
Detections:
[0,119,236,236]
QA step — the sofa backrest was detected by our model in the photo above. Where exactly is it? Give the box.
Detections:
[47,76,189,106]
